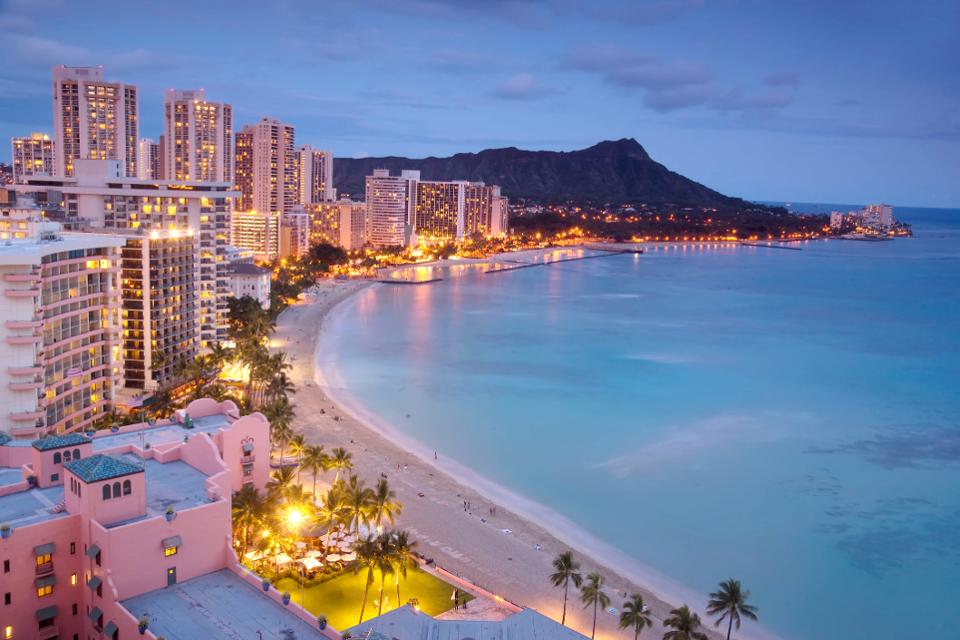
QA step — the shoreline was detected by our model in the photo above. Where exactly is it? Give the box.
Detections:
[279,266,776,640]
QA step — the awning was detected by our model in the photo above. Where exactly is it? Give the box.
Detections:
[161,535,182,548]
[34,542,55,556]
[35,575,56,588]
[86,544,101,558]
[35,605,58,621]
[88,606,103,621]
[104,621,118,636]
[87,576,102,590]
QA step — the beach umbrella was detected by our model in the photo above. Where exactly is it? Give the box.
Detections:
[305,549,323,558]
[299,557,322,570]
[340,551,357,561]
[274,553,293,565]
[326,553,342,562]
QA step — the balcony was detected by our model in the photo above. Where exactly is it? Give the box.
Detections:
[39,626,60,640]
[6,333,42,346]
[5,319,42,330]
[9,410,45,422]
[35,560,54,576]
[9,378,43,392]
[5,287,40,298]
[3,272,40,283]
[8,365,44,376]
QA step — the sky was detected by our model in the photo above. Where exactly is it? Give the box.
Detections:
[0,0,958,207]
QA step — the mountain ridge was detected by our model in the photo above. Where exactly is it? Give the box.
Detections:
[332,138,743,207]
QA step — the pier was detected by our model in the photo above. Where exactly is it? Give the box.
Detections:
[375,277,444,285]
[485,248,642,274]
[739,242,803,251]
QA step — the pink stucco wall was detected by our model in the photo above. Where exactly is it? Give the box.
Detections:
[33,440,93,488]
[64,467,146,528]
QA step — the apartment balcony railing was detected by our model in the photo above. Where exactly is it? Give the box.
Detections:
[8,365,44,376]
[4,287,40,298]
[3,272,41,284]
[6,333,43,346]
[5,319,43,330]
[9,410,45,422]
[35,561,54,576]
[8,378,44,392]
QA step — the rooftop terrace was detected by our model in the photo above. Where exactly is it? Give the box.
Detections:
[91,413,231,452]
[122,569,329,640]
[350,605,590,640]
[0,467,22,487]
[0,485,67,528]
[104,455,210,528]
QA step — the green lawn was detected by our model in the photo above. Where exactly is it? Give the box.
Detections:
[275,566,472,632]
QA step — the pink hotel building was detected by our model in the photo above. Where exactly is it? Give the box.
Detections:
[0,398,338,640]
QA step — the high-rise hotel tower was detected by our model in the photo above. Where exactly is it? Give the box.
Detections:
[52,66,138,178]
[163,89,233,183]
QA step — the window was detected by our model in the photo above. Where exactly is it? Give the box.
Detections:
[73,448,80,460]
[50,473,59,483]
[2,560,7,573]
[122,480,131,495]
[3,625,10,639]
[70,542,76,555]
[72,603,78,615]
[37,584,52,597]
[102,485,111,500]
[164,545,178,557]
[70,573,77,586]
[3,592,9,605]
[63,450,72,462]
[35,554,51,567]
[112,482,120,498]
[53,452,62,464]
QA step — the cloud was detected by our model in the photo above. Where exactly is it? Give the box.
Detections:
[763,71,801,86]
[564,44,794,114]
[493,73,559,100]
[5,34,186,74]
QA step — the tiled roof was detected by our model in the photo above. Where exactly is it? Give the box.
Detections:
[32,433,91,451]
[64,454,143,483]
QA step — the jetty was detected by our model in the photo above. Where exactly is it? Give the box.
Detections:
[739,241,803,251]
[376,277,444,285]
[485,248,642,274]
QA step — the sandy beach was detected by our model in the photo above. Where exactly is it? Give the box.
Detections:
[276,275,738,640]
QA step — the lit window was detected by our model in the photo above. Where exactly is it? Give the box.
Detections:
[37,584,52,597]
[164,546,178,557]
[3,625,11,639]
[70,573,77,586]
[35,554,51,567]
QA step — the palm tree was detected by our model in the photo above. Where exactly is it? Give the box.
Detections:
[370,478,402,532]
[288,433,306,483]
[580,572,610,640]
[706,579,758,640]
[619,594,653,640]
[343,475,374,537]
[550,551,583,626]
[375,532,397,616]
[391,530,418,606]
[354,534,389,624]
[268,466,297,503]
[663,605,708,640]
[328,447,353,482]
[232,484,265,557]
[301,444,327,500]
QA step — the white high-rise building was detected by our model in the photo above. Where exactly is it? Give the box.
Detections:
[235,118,296,215]
[163,89,233,183]
[863,203,894,227]
[11,133,55,182]
[138,138,161,180]
[52,66,139,177]
[280,209,311,259]
[14,159,236,347]
[339,199,367,250]
[298,145,334,204]
[231,210,280,261]
[365,169,419,247]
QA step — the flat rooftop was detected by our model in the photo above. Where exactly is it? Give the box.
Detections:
[122,569,328,640]
[105,455,210,528]
[0,467,23,487]
[91,414,231,452]
[350,605,590,640]
[0,485,67,528]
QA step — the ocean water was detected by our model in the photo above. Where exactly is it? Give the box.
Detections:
[320,207,960,640]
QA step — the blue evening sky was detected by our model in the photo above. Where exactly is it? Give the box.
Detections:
[1,0,957,207]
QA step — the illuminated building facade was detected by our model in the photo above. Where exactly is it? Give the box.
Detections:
[235,119,296,215]
[0,206,123,439]
[365,169,418,247]
[298,145,334,204]
[227,262,271,309]
[14,159,236,348]
[137,138,162,180]
[117,229,198,391]
[306,201,341,246]
[280,209,310,259]
[11,133,55,182]
[163,89,233,183]
[414,180,467,241]
[231,210,279,261]
[52,66,138,178]
[339,199,367,250]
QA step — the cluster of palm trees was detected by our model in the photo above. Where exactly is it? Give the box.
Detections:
[551,552,758,640]
[353,530,418,624]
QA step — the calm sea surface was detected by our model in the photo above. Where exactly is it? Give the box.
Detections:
[323,206,960,640]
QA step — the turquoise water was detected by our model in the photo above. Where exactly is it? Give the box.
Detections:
[323,207,960,640]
